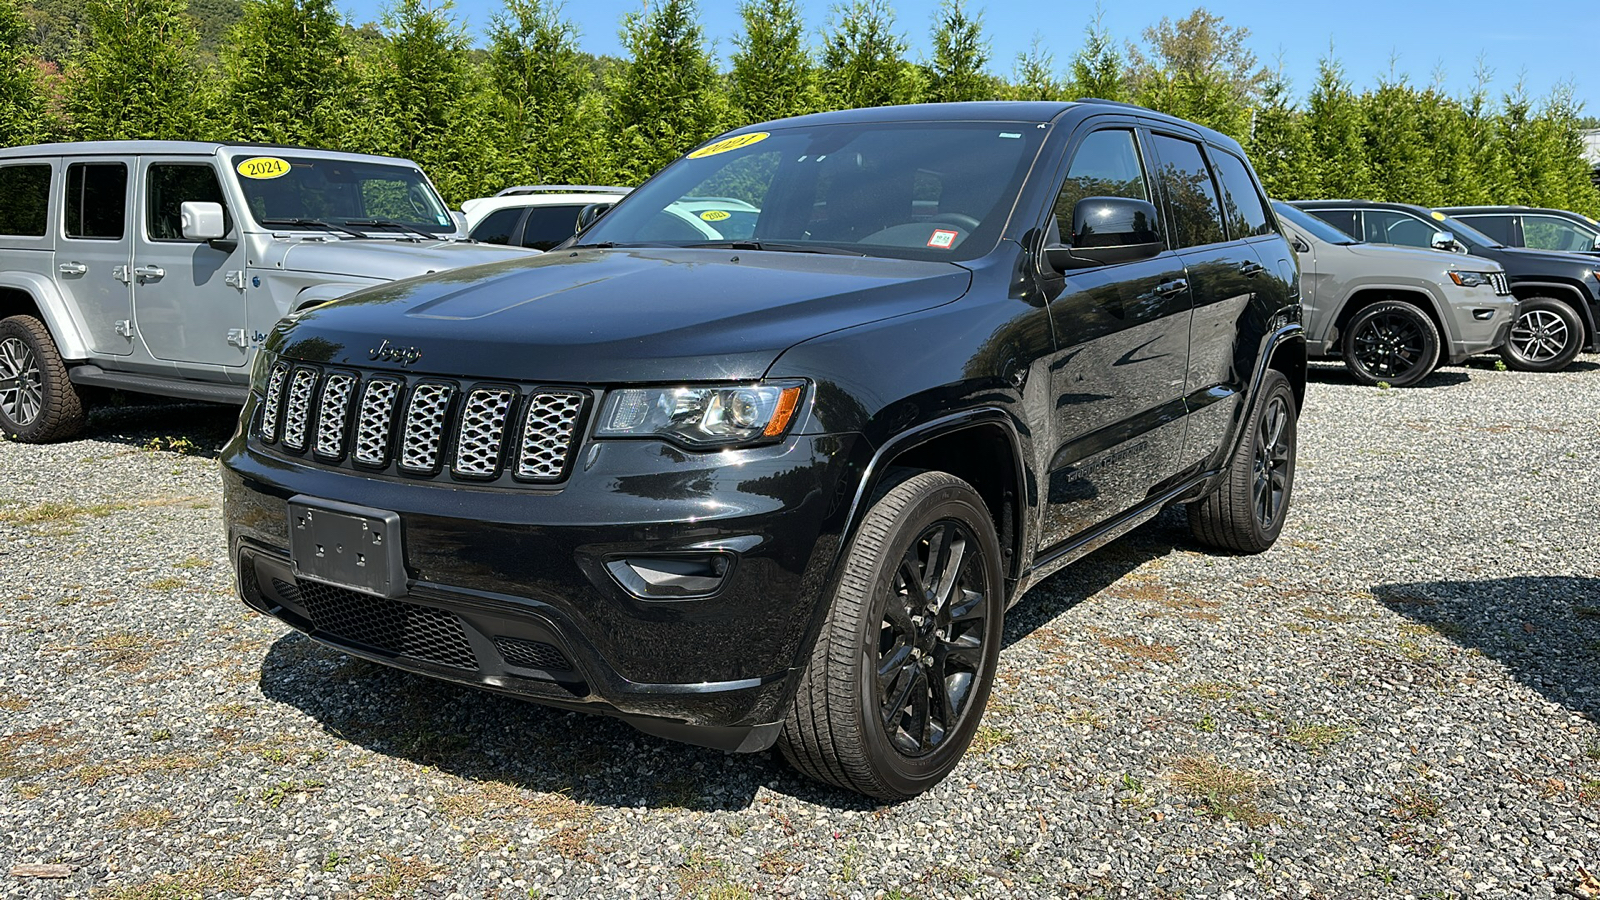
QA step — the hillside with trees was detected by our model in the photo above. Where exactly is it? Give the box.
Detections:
[1,0,1595,215]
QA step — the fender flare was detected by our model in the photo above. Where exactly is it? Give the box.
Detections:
[0,271,92,360]
[291,282,374,310]
[1326,282,1453,346]
[1510,280,1597,340]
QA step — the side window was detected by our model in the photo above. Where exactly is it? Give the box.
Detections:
[1149,135,1227,249]
[1459,214,1512,245]
[146,164,231,241]
[1209,151,1273,238]
[470,207,523,245]
[1364,210,1436,249]
[1051,129,1151,245]
[0,165,51,236]
[1308,209,1357,238]
[520,205,587,251]
[65,162,128,240]
[1522,215,1596,252]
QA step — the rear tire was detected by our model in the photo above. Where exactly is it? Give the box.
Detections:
[778,470,1004,800]
[1500,296,1583,373]
[1188,370,1297,553]
[1340,301,1440,387]
[0,315,86,443]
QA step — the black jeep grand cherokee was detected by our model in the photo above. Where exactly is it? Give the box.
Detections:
[223,101,1306,799]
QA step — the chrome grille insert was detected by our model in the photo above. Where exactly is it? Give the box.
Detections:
[353,378,402,467]
[258,363,289,442]
[281,368,318,451]
[399,383,454,472]
[517,392,585,481]
[314,373,357,459]
[1490,272,1511,296]
[453,388,516,478]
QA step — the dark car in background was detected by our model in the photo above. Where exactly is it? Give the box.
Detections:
[223,100,1305,799]
[1435,206,1600,256]
[1293,199,1600,372]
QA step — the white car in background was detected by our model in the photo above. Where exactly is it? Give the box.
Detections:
[462,187,762,250]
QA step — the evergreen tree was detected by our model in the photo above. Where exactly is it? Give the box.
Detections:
[0,0,50,145]
[487,0,592,185]
[1304,53,1370,199]
[1067,10,1125,102]
[728,0,816,126]
[1246,69,1316,199]
[1462,64,1511,205]
[1415,82,1475,206]
[818,0,921,110]
[1127,8,1263,139]
[925,0,991,103]
[222,0,354,148]
[1009,35,1060,102]
[606,0,726,184]
[1537,86,1600,215]
[1361,72,1432,204]
[66,0,217,141]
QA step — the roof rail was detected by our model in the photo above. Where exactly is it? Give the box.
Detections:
[495,185,633,197]
[1075,98,1151,112]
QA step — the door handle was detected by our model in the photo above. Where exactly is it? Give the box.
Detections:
[132,265,165,281]
[58,262,88,276]
[1238,261,1265,277]
[1156,278,1189,296]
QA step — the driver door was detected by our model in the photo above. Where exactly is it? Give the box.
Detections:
[131,157,248,368]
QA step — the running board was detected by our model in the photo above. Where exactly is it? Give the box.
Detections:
[69,365,249,405]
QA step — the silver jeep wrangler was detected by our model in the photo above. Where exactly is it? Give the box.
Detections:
[0,141,535,442]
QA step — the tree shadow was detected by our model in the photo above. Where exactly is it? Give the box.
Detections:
[1372,576,1600,721]
[1304,362,1470,389]
[81,395,240,458]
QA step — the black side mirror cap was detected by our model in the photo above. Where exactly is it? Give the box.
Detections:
[576,202,615,231]
[1043,196,1165,273]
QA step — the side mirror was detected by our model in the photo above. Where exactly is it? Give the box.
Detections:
[1430,230,1457,252]
[181,201,227,242]
[1591,235,1600,252]
[576,202,615,232]
[1291,236,1310,254]
[1044,196,1164,272]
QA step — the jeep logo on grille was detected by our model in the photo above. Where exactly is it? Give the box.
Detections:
[369,339,422,367]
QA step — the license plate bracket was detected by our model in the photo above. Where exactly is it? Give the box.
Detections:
[287,496,406,598]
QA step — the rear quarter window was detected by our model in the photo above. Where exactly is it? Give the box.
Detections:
[471,207,523,245]
[1209,151,1274,239]
[0,164,52,237]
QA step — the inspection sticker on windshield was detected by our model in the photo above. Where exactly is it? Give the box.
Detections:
[1431,210,1447,221]
[688,132,768,159]
[700,210,731,222]
[927,229,960,249]
[236,156,291,179]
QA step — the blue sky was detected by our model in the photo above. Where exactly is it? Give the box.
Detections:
[337,0,1600,114]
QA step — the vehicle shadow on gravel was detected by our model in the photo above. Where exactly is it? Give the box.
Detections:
[1373,576,1600,721]
[1305,363,1470,389]
[80,397,239,456]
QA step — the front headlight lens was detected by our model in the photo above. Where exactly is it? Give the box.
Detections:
[597,382,805,447]
[1448,271,1495,288]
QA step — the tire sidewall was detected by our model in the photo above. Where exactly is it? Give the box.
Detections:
[1340,301,1440,387]
[0,317,53,441]
[1243,372,1298,547]
[1501,297,1583,372]
[851,480,1004,797]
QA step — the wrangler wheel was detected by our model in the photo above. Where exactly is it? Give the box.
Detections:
[0,315,85,443]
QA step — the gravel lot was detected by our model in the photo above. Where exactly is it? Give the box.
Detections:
[2,355,1598,900]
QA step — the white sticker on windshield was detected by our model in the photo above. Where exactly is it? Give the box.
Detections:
[999,132,1022,139]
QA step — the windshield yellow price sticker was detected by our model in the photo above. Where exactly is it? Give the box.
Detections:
[1431,210,1447,221]
[236,157,291,179]
[700,210,731,222]
[687,132,768,159]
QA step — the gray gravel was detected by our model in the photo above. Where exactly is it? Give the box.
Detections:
[2,357,1598,900]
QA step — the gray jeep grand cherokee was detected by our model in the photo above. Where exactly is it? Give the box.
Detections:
[0,141,534,442]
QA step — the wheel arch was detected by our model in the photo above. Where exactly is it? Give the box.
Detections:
[1510,281,1596,345]
[1329,286,1451,351]
[0,274,90,360]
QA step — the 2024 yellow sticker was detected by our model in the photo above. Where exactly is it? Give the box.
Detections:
[687,132,768,159]
[700,210,731,222]
[237,157,291,180]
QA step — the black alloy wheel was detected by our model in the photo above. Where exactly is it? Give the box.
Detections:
[1188,369,1298,553]
[1341,301,1440,387]
[1252,389,1293,534]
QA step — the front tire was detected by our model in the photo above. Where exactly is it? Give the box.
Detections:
[0,315,86,443]
[1341,301,1440,387]
[1500,296,1583,372]
[1188,369,1297,553]
[778,470,1004,800]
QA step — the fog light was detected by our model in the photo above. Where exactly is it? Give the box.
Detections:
[1472,309,1495,320]
[605,554,734,599]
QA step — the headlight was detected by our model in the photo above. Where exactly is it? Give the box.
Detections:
[1448,271,1496,288]
[596,382,805,448]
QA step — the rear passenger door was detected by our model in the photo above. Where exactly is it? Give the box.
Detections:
[57,159,134,357]
[1036,124,1194,551]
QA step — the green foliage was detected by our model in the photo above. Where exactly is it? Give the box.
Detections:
[606,0,726,185]
[728,0,816,126]
[66,0,218,140]
[1304,53,1370,199]
[1361,75,1432,204]
[925,0,992,103]
[486,0,593,184]
[1068,10,1125,102]
[1128,8,1264,140]
[222,0,353,147]
[0,0,51,144]
[1008,36,1060,102]
[819,0,921,110]
[1247,70,1316,199]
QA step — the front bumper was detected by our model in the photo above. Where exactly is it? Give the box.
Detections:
[1444,293,1519,363]
[222,424,865,753]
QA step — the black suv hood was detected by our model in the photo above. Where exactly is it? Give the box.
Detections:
[273,248,973,383]
[1486,244,1600,275]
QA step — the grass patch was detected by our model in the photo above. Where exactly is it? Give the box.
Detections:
[1390,786,1442,820]
[1063,708,1106,729]
[1099,634,1181,666]
[969,725,1015,754]
[116,807,177,830]
[0,691,29,712]
[0,500,130,525]
[1285,723,1355,753]
[436,780,592,829]
[1182,681,1238,700]
[1168,756,1272,826]
[95,852,276,899]
[351,854,446,898]
[676,849,751,900]
[0,724,85,779]
[1299,606,1356,623]
[148,576,188,591]
[1573,605,1600,620]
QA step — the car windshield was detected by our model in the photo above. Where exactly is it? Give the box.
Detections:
[1434,214,1503,250]
[578,122,1047,262]
[231,155,455,235]
[1273,201,1359,245]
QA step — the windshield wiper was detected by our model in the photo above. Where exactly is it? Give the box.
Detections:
[681,240,867,257]
[260,217,370,240]
[345,218,438,240]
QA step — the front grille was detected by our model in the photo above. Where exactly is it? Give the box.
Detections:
[494,637,571,671]
[273,577,476,669]
[255,364,588,486]
[1490,272,1511,296]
